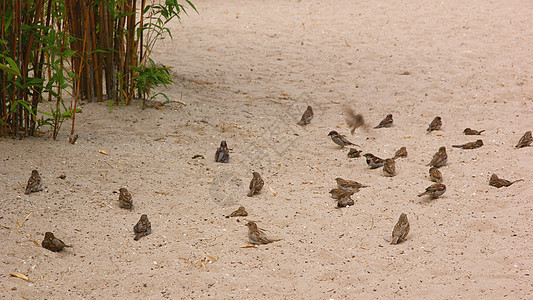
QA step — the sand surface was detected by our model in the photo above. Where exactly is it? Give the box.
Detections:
[1,0,532,298]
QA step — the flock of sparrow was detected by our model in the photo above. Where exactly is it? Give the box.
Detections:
[24,105,530,251]
[25,170,152,251]
[325,108,528,244]
[324,108,529,244]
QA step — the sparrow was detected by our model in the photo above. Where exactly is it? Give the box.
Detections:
[515,131,532,148]
[347,148,362,158]
[329,188,355,200]
[343,107,365,134]
[417,183,446,199]
[489,174,524,188]
[452,140,483,149]
[42,232,72,252]
[118,188,133,210]
[337,195,354,208]
[134,214,151,241]
[383,158,396,177]
[427,116,442,132]
[429,167,443,183]
[427,146,447,168]
[68,134,78,144]
[215,140,230,163]
[463,128,485,135]
[374,114,393,128]
[245,221,280,245]
[363,153,385,169]
[247,172,264,197]
[390,213,410,245]
[226,206,248,218]
[297,105,314,126]
[25,170,42,195]
[393,146,408,160]
[335,177,368,192]
[328,131,357,148]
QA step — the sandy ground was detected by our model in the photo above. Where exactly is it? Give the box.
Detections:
[1,0,533,298]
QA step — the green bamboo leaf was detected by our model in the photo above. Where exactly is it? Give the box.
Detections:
[0,63,19,76]
[0,57,21,76]
[22,77,45,88]
[11,100,36,117]
[185,0,198,13]
[114,11,136,20]
[38,110,54,117]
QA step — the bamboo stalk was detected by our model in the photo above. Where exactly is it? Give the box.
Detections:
[70,4,88,136]
[66,0,80,100]
[52,22,65,140]
[0,0,6,136]
[116,1,125,103]
[90,4,102,102]
[13,0,20,138]
[124,0,137,104]
[19,0,43,135]
[82,1,91,101]
[102,5,114,100]
[28,0,47,136]
[139,0,146,63]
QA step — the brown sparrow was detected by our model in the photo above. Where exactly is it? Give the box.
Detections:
[363,153,385,169]
[393,146,408,160]
[297,105,314,126]
[42,232,72,252]
[390,213,410,245]
[247,172,264,197]
[343,107,365,134]
[328,131,357,148]
[427,116,442,132]
[418,183,446,198]
[429,167,443,183]
[329,188,355,200]
[383,158,396,177]
[118,188,133,210]
[25,170,42,195]
[245,221,280,245]
[427,146,447,168]
[134,214,151,241]
[489,174,524,188]
[374,114,393,128]
[215,140,230,163]
[347,148,362,158]
[336,177,368,192]
[68,134,78,144]
[463,128,485,135]
[515,131,532,148]
[452,140,483,149]
[226,206,248,218]
[337,195,355,208]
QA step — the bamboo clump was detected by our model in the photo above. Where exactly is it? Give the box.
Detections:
[1,0,183,138]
